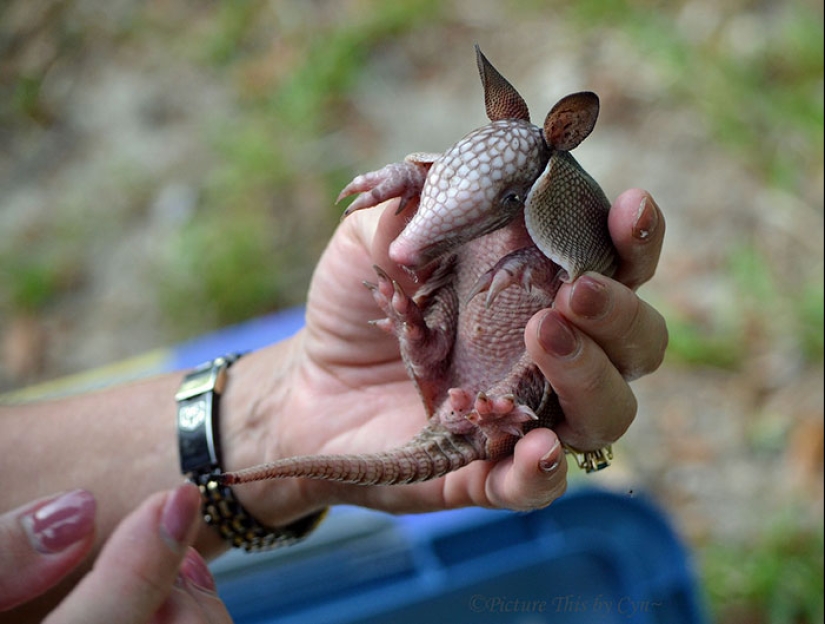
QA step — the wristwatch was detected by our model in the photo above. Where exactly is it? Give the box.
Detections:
[176,353,327,552]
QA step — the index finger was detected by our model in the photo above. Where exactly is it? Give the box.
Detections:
[45,484,202,624]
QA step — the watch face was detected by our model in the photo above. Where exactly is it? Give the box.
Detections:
[179,401,207,431]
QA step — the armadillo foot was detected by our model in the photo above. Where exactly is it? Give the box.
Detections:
[338,161,430,217]
[467,247,562,307]
[367,265,427,341]
[443,388,538,439]
[366,265,452,375]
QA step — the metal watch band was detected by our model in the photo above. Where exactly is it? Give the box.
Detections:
[176,353,326,552]
[193,469,327,552]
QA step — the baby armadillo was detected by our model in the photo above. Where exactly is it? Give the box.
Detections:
[221,46,618,487]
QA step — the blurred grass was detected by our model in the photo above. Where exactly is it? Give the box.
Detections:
[566,0,823,195]
[2,0,821,348]
[555,0,825,371]
[664,242,824,370]
[0,249,79,313]
[701,519,824,624]
[156,0,445,334]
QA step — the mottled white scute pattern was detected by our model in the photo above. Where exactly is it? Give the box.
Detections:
[395,120,545,264]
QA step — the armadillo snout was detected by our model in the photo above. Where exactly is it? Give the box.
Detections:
[390,121,547,269]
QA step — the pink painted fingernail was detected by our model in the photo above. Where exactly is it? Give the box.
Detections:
[160,483,201,549]
[179,548,217,594]
[21,489,96,554]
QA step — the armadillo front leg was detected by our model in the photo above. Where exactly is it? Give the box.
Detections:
[338,153,439,217]
[467,246,563,307]
[366,265,456,413]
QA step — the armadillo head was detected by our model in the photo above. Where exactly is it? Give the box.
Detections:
[390,46,614,279]
[388,120,548,270]
[388,46,545,271]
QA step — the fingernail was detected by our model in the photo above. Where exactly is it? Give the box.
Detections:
[537,311,580,358]
[570,275,611,319]
[21,489,96,554]
[179,547,217,594]
[633,195,659,241]
[539,439,562,473]
[160,483,201,550]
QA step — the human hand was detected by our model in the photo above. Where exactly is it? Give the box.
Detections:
[0,483,232,623]
[524,188,667,455]
[224,188,666,523]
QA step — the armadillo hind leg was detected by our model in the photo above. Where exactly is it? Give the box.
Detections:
[441,388,539,450]
[524,151,617,281]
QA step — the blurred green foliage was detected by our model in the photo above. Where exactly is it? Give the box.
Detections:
[665,242,824,369]
[159,208,286,331]
[663,314,745,370]
[0,251,72,313]
[701,520,824,624]
[560,0,824,371]
[156,0,445,333]
[798,280,825,362]
[566,0,823,192]
[0,212,84,315]
[0,0,447,335]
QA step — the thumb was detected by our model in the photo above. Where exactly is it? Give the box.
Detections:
[0,489,97,611]
[44,482,203,624]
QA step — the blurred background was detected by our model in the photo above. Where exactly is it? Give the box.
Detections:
[1,0,822,621]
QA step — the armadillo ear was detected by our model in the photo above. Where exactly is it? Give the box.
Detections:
[524,151,617,281]
[475,45,530,122]
[543,92,600,151]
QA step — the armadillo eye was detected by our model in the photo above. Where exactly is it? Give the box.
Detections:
[501,191,523,211]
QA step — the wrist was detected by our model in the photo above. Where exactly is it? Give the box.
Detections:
[218,350,274,476]
[177,345,326,551]
[213,339,325,527]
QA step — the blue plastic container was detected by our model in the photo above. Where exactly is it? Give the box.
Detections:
[210,489,707,624]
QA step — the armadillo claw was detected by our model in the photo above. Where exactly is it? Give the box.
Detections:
[474,391,518,416]
[466,401,539,439]
[467,247,560,307]
[448,387,474,412]
[367,318,395,334]
[367,265,427,340]
[467,396,539,424]
[468,395,539,439]
[442,388,540,439]
[338,161,429,218]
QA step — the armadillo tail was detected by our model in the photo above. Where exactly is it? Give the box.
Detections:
[219,430,481,486]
